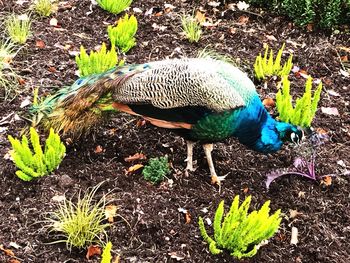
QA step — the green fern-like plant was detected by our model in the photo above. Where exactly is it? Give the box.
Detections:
[8,127,66,181]
[142,156,170,184]
[254,43,293,81]
[276,76,322,127]
[75,43,124,77]
[96,0,133,14]
[198,195,282,259]
[101,241,113,263]
[107,14,138,53]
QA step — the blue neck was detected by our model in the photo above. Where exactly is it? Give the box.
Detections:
[232,96,283,154]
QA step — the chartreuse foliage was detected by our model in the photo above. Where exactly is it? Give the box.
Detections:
[75,43,124,77]
[181,14,202,43]
[47,183,108,250]
[8,127,65,181]
[101,241,113,263]
[254,43,293,81]
[276,76,322,127]
[5,13,32,44]
[32,0,57,17]
[96,0,133,14]
[198,196,281,259]
[107,14,138,53]
[142,156,170,184]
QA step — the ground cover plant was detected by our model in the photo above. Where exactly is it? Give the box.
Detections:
[96,0,133,15]
[32,0,57,17]
[0,1,349,263]
[5,13,32,44]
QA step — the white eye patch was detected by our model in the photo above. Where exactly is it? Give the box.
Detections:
[291,132,300,144]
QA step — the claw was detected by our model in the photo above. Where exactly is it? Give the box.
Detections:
[211,174,228,185]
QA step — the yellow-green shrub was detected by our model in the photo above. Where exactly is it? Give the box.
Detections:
[198,195,281,259]
[254,43,293,81]
[8,127,65,181]
[276,76,322,127]
[75,43,124,77]
[107,14,138,53]
[96,0,133,14]
[101,241,113,263]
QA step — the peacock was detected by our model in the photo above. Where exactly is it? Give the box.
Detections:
[32,57,304,184]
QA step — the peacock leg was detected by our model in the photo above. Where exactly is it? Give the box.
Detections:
[203,143,227,185]
[185,140,195,172]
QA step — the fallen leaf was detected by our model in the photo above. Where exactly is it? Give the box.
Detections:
[113,255,120,263]
[124,153,146,162]
[237,15,249,25]
[168,251,185,261]
[9,259,21,263]
[136,119,146,127]
[105,204,118,223]
[151,23,167,31]
[340,55,348,62]
[18,78,26,85]
[263,97,275,107]
[51,195,66,202]
[20,97,31,108]
[94,145,103,153]
[306,23,313,32]
[48,66,56,73]
[327,89,340,97]
[9,242,21,249]
[290,227,298,245]
[321,107,339,116]
[86,245,101,260]
[195,11,206,24]
[132,7,142,13]
[0,245,15,256]
[35,39,45,48]
[185,211,191,224]
[289,209,303,218]
[321,176,332,186]
[127,164,144,174]
[49,18,58,27]
[298,191,306,198]
[340,69,349,77]
[243,187,249,194]
[265,35,277,41]
[237,1,250,10]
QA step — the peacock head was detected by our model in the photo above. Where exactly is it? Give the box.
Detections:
[275,122,304,145]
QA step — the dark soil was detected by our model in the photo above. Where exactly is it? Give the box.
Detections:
[1,0,350,262]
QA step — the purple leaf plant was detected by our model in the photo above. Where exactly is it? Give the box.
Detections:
[266,130,331,189]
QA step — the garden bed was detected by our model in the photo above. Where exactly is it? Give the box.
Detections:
[0,0,349,262]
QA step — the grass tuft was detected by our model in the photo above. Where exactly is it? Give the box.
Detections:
[5,13,32,44]
[181,14,202,43]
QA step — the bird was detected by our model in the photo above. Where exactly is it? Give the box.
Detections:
[32,57,304,184]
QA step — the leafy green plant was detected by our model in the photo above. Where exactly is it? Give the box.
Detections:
[198,195,281,259]
[101,241,113,263]
[276,76,322,127]
[75,43,124,77]
[8,127,66,181]
[0,40,19,100]
[107,14,138,53]
[46,183,109,250]
[254,43,293,81]
[32,0,57,17]
[181,14,202,43]
[96,0,133,14]
[5,14,32,44]
[142,156,170,184]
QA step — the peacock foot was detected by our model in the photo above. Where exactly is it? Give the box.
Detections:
[211,174,228,185]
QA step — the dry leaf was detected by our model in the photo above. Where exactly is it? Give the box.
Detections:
[237,1,250,10]
[195,11,206,24]
[113,255,121,263]
[20,97,31,108]
[48,66,56,73]
[168,251,185,261]
[321,176,332,186]
[340,55,348,62]
[86,245,101,260]
[9,242,21,249]
[18,78,26,85]
[265,35,277,41]
[9,259,21,263]
[127,164,144,174]
[0,245,15,257]
[243,187,249,194]
[340,69,350,77]
[136,119,146,127]
[289,209,303,218]
[49,18,58,26]
[51,195,66,202]
[185,211,191,224]
[237,15,249,25]
[263,97,275,107]
[94,145,103,153]
[306,23,313,32]
[35,39,45,48]
[105,204,118,223]
[321,107,339,116]
[124,153,146,162]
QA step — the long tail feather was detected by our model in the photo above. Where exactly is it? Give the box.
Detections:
[31,67,131,138]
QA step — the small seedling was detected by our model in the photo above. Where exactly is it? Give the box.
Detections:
[276,76,322,127]
[5,14,32,44]
[101,241,113,263]
[8,127,66,181]
[96,0,133,14]
[32,0,57,17]
[198,195,281,259]
[107,14,138,53]
[181,14,202,43]
[142,156,170,184]
[254,43,293,81]
[46,183,109,250]
[75,43,124,77]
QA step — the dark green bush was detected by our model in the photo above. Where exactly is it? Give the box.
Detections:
[246,0,350,28]
[142,156,170,184]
